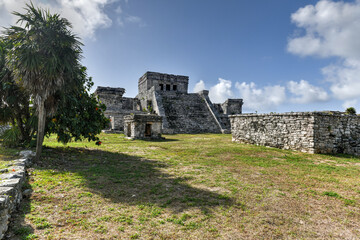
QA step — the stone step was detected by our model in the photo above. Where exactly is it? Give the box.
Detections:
[161,93,221,133]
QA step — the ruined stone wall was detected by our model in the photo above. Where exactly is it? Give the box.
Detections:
[0,151,33,239]
[138,72,189,94]
[230,113,315,153]
[95,87,125,111]
[230,112,360,155]
[221,99,243,115]
[124,114,163,139]
[313,112,360,155]
[95,87,142,131]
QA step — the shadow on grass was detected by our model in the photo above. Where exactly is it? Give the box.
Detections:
[35,146,233,213]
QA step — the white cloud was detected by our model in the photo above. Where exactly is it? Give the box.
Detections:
[235,82,286,111]
[203,77,329,111]
[342,99,358,110]
[193,80,206,93]
[209,78,233,103]
[288,0,360,105]
[0,0,115,39]
[288,0,360,59]
[287,80,329,104]
[322,59,360,100]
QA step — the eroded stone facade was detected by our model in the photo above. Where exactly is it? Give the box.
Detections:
[230,112,360,155]
[95,72,243,133]
[95,87,143,131]
[124,114,163,139]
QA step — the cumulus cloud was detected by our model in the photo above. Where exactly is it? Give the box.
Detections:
[287,80,329,104]
[193,80,206,93]
[0,0,123,39]
[342,99,358,110]
[288,0,360,59]
[209,78,233,103]
[288,0,360,104]
[203,77,329,111]
[322,59,360,100]
[235,82,286,111]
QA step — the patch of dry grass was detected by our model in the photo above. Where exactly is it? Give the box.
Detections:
[4,133,360,239]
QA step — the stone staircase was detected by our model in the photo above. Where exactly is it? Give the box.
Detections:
[159,92,222,133]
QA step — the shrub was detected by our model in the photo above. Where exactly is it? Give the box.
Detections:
[345,107,356,115]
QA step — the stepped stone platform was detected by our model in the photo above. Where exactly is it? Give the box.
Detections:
[95,71,243,134]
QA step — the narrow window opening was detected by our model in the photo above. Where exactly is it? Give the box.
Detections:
[173,85,177,91]
[166,84,170,91]
[159,84,164,90]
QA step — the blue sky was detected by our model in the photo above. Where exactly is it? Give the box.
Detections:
[1,0,360,113]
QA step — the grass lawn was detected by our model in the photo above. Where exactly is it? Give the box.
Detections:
[4,133,360,239]
[0,146,22,170]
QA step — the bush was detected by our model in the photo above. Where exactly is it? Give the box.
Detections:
[345,107,356,115]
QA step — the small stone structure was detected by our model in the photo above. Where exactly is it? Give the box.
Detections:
[124,114,163,139]
[95,72,243,134]
[230,112,360,155]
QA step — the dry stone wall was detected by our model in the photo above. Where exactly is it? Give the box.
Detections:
[313,112,360,155]
[0,151,33,239]
[230,112,360,155]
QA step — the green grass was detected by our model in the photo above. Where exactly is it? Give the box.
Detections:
[0,143,20,169]
[3,133,360,239]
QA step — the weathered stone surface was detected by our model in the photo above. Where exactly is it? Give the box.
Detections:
[230,112,360,155]
[138,71,189,94]
[19,150,35,160]
[124,114,163,139]
[96,71,243,134]
[0,196,9,210]
[0,179,21,188]
[94,86,143,131]
[0,155,31,239]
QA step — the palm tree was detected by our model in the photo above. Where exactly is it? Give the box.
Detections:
[4,2,82,160]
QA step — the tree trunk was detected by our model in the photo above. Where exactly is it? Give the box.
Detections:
[35,99,46,161]
[15,111,27,143]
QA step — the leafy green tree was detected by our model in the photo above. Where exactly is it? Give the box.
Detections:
[345,107,356,115]
[46,66,109,144]
[1,40,108,148]
[0,39,35,145]
[4,3,82,160]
